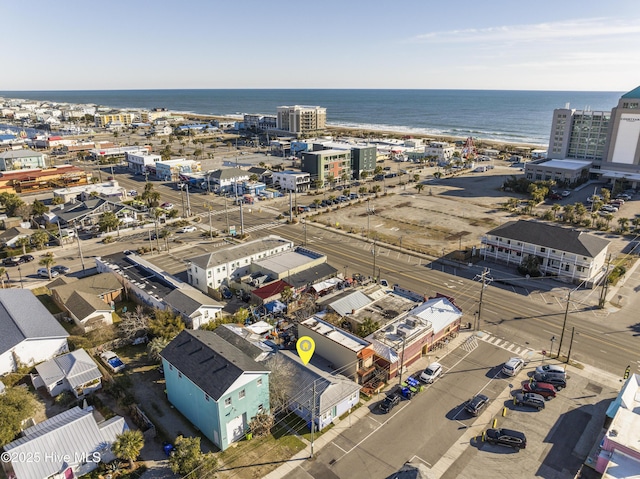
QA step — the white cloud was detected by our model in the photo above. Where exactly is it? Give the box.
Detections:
[414,17,640,44]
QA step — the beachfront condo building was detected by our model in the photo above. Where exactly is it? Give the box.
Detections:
[276,105,326,136]
[545,86,640,188]
[301,149,351,187]
[94,111,135,128]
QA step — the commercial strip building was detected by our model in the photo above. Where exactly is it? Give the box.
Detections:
[481,220,610,285]
[524,159,591,186]
[0,164,90,194]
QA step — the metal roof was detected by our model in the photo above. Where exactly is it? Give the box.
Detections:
[188,235,293,270]
[0,290,69,355]
[34,348,102,390]
[328,290,373,317]
[3,407,127,479]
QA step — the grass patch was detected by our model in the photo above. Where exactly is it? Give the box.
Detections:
[34,290,63,315]
[218,426,305,479]
[278,412,333,442]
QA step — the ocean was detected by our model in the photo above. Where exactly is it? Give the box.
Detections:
[0,89,624,146]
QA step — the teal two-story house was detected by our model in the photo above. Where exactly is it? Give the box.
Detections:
[161,329,270,450]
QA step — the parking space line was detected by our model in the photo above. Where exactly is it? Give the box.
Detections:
[408,455,432,467]
[332,442,348,453]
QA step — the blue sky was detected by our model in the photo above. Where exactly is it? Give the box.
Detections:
[3,0,639,91]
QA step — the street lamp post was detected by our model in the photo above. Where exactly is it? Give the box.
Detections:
[549,336,556,360]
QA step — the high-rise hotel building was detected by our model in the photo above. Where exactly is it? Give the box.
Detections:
[545,86,640,187]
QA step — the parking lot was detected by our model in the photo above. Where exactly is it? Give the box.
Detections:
[287,334,618,479]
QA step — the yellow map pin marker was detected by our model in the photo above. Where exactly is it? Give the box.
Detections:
[296,336,315,365]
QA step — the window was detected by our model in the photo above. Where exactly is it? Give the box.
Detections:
[239,389,245,400]
[225,397,232,407]
[258,404,264,413]
[56,380,64,386]
[205,394,210,401]
[169,364,173,370]
[540,247,546,253]
[178,372,182,378]
[257,378,263,387]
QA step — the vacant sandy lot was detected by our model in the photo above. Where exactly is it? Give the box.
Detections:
[304,165,523,257]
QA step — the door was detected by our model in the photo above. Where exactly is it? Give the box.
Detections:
[226,413,246,443]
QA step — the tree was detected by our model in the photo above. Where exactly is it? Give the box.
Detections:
[31,230,49,250]
[266,354,295,414]
[313,198,322,209]
[248,413,275,438]
[360,171,369,180]
[371,184,382,195]
[147,337,169,362]
[149,309,185,340]
[280,286,293,308]
[15,203,32,221]
[38,253,56,279]
[551,204,561,219]
[0,267,6,288]
[357,317,379,337]
[141,182,160,208]
[119,305,150,342]
[169,435,217,478]
[600,188,611,204]
[112,430,144,470]
[31,199,48,217]
[413,174,420,183]
[414,184,425,194]
[604,213,614,228]
[15,236,30,255]
[617,217,630,233]
[98,211,121,233]
[0,193,25,217]
[562,204,575,223]
[52,196,65,205]
[0,386,38,445]
[193,148,203,159]
[232,307,249,324]
[358,186,368,196]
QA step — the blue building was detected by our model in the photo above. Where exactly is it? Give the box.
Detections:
[161,330,270,450]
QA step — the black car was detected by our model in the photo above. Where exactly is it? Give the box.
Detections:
[533,372,567,391]
[464,394,489,416]
[2,256,24,267]
[513,392,546,411]
[379,393,401,414]
[485,428,527,450]
[20,255,34,263]
[374,174,385,181]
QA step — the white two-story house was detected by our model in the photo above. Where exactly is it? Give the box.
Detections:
[272,171,311,192]
[187,235,294,293]
[481,220,610,285]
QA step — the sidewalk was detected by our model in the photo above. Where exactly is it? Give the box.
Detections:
[262,330,476,479]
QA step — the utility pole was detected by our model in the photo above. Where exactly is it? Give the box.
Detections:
[566,327,575,364]
[372,240,377,282]
[310,381,316,458]
[475,268,491,331]
[224,196,230,234]
[557,290,571,358]
[74,226,85,272]
[599,254,612,308]
[186,184,191,217]
[303,219,307,246]
[239,199,245,237]
[289,190,293,222]
[398,337,406,386]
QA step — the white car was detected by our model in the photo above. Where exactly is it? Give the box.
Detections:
[502,357,525,377]
[161,202,174,210]
[179,226,197,233]
[419,362,443,383]
[561,190,571,197]
[37,268,59,278]
[535,364,566,377]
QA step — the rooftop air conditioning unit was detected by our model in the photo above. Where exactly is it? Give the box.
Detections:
[397,328,407,337]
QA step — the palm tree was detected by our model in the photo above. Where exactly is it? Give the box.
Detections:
[15,237,30,255]
[0,267,6,288]
[617,217,630,233]
[371,184,381,196]
[147,337,169,362]
[413,174,420,183]
[414,184,425,194]
[562,204,575,223]
[112,430,144,470]
[358,186,368,196]
[38,253,56,279]
[313,198,322,209]
[280,286,293,309]
[357,317,379,337]
[551,204,561,219]
[604,213,614,229]
[632,217,640,233]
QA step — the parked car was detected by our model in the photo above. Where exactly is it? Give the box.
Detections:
[379,392,401,413]
[178,226,197,233]
[600,205,618,213]
[464,394,489,416]
[502,357,525,377]
[419,362,443,383]
[3,256,24,267]
[52,265,70,274]
[513,392,546,410]
[20,254,34,263]
[535,364,566,377]
[533,372,567,390]
[37,268,59,278]
[161,202,174,210]
[616,193,632,201]
[485,428,527,450]
[561,190,572,197]
[129,190,138,197]
[523,381,556,399]
[549,193,562,200]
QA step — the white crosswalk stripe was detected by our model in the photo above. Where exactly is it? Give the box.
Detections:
[478,332,534,357]
[461,336,479,353]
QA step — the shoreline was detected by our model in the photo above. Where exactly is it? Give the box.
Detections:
[180,112,546,151]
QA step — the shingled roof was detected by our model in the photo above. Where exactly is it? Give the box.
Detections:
[486,220,609,257]
[161,330,268,401]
